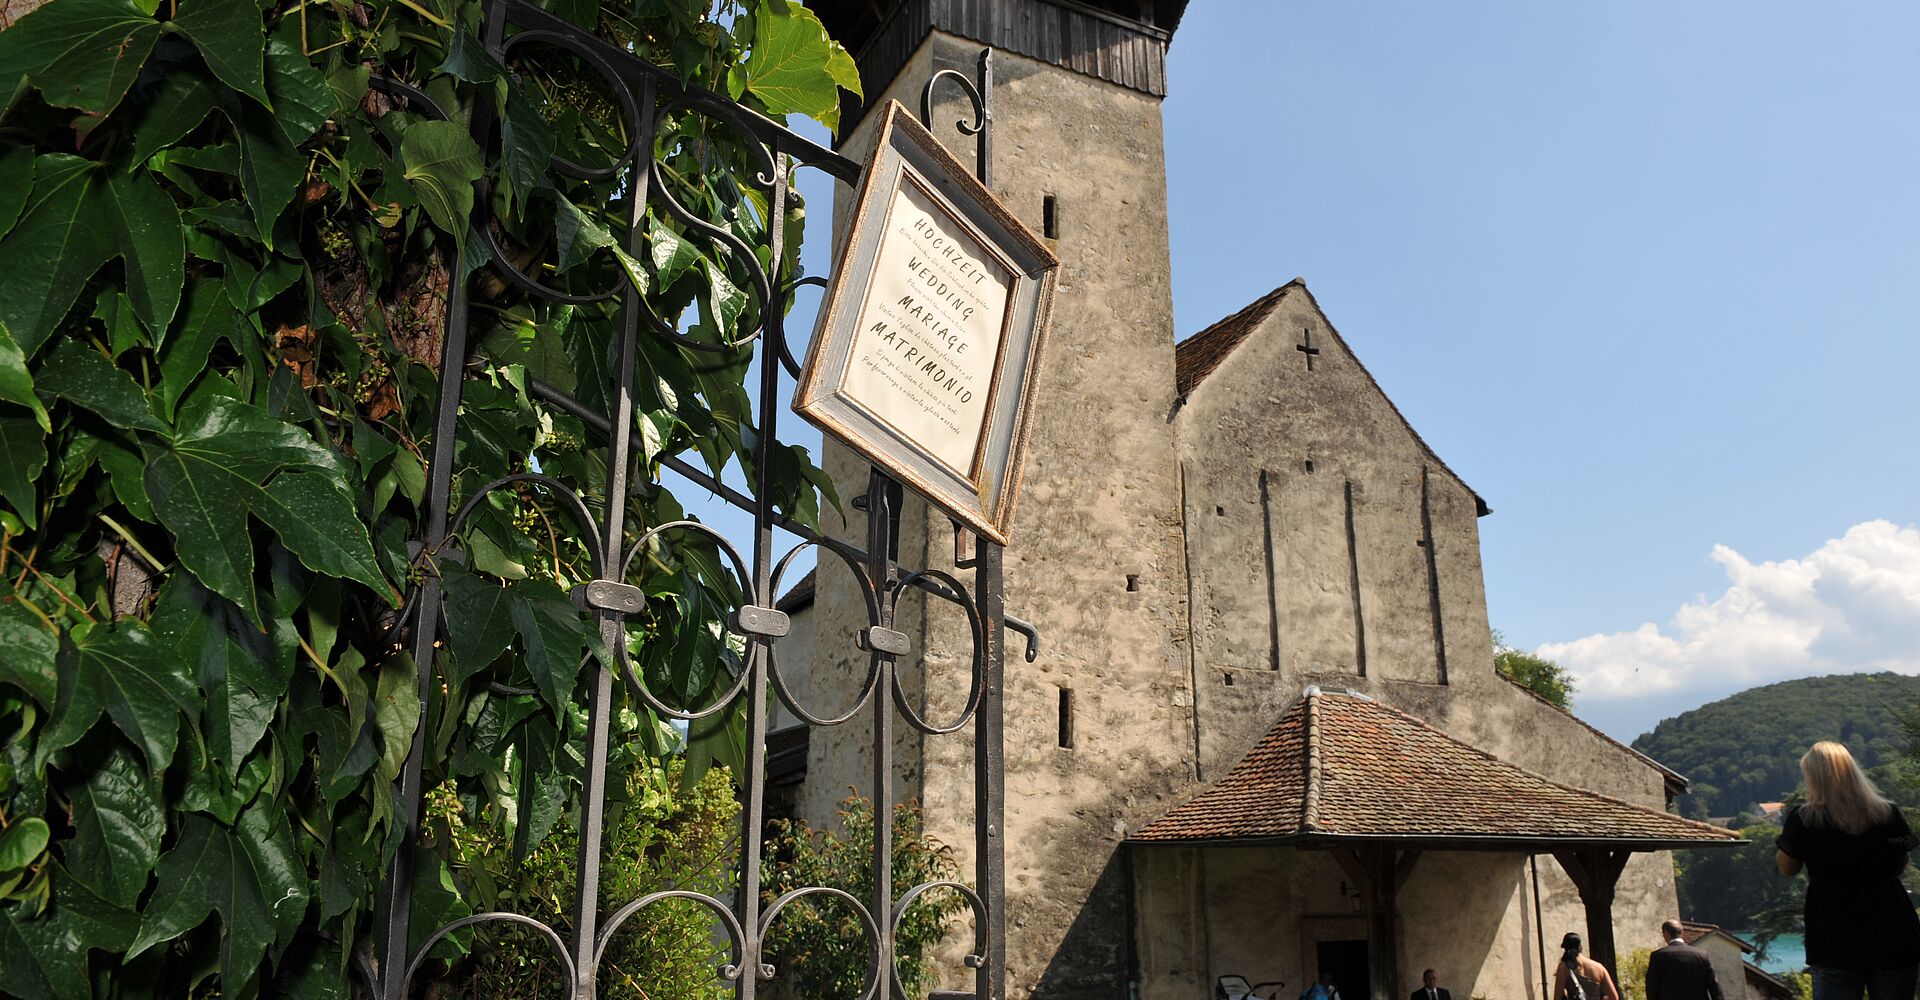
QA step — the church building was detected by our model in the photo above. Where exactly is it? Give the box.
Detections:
[772,2,1739,998]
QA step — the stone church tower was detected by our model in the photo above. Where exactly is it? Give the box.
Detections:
[794,1,1200,995]
[777,3,1734,999]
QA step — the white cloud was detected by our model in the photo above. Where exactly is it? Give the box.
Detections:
[1539,520,1920,704]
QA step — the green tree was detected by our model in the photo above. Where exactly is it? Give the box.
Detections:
[1633,673,1920,818]
[1493,629,1576,709]
[0,0,858,995]
[1674,824,1802,932]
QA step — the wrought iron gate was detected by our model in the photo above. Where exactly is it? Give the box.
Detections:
[368,3,1015,997]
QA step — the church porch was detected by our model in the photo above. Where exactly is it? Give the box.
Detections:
[1124,688,1740,1000]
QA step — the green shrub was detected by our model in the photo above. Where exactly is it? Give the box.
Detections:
[1618,947,1653,1000]
[425,756,742,998]
[762,797,968,1000]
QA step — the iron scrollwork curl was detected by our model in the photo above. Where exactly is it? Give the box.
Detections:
[766,539,885,727]
[372,1,1016,997]
[888,568,987,735]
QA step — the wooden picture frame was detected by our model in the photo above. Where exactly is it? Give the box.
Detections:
[793,100,1059,546]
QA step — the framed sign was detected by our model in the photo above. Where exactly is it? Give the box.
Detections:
[793,101,1059,546]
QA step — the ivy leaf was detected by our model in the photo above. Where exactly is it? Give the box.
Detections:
[701,257,749,341]
[65,741,163,906]
[96,435,152,519]
[145,440,259,619]
[158,279,242,417]
[0,321,48,432]
[33,337,166,433]
[0,0,162,119]
[552,194,615,274]
[235,800,308,949]
[265,27,332,146]
[0,903,79,1000]
[128,71,217,166]
[170,0,268,109]
[0,600,57,707]
[0,818,48,872]
[145,395,343,621]
[400,120,482,249]
[43,621,197,773]
[0,864,139,1000]
[436,19,505,85]
[223,99,307,251]
[499,86,555,218]
[151,577,283,779]
[744,2,863,133]
[145,385,349,618]
[508,579,595,716]
[440,564,517,685]
[0,412,46,529]
[100,167,185,336]
[373,653,420,783]
[649,217,704,289]
[405,848,470,960]
[0,155,114,355]
[0,146,30,239]
[0,155,183,352]
[247,471,393,599]
[125,814,276,987]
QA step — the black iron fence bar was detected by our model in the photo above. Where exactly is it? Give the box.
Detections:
[369,0,1022,993]
[520,374,1043,662]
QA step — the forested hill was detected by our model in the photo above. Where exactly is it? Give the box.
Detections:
[1632,673,1920,819]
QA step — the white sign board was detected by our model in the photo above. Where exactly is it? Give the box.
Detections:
[794,102,1057,545]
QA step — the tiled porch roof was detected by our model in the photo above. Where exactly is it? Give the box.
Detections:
[1129,687,1739,850]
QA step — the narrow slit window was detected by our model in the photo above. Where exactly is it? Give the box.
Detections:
[1042,195,1059,239]
[1057,688,1075,748]
[1126,573,1140,592]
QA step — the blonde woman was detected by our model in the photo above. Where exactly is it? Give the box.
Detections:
[1775,741,1920,1000]
[1551,932,1621,1000]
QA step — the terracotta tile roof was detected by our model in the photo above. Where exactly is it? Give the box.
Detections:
[775,569,815,614]
[1173,280,1490,516]
[1174,280,1304,397]
[1679,921,1755,953]
[1129,687,1741,849]
[1746,963,1794,999]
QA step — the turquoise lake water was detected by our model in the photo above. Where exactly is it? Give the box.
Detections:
[1747,932,1806,974]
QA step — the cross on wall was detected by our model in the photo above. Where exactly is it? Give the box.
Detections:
[1297,328,1321,370]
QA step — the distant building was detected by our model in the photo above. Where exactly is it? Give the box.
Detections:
[1678,922,1797,1000]
[1755,802,1787,826]
[775,2,1741,998]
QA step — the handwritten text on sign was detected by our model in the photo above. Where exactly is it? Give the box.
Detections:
[839,177,1012,476]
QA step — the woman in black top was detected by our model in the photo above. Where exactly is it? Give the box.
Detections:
[1776,741,1920,1000]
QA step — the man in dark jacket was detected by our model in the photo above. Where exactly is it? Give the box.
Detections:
[1409,969,1450,1000]
[1645,919,1723,1000]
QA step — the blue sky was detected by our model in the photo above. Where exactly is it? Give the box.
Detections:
[729,2,1920,743]
[1160,2,1920,739]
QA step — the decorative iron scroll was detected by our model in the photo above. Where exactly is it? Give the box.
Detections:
[364,4,1024,998]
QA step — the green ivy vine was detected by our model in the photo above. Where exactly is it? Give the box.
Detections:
[0,0,857,995]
